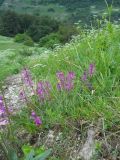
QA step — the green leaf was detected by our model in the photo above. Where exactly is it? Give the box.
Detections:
[25,150,35,160]
[35,146,45,156]
[22,145,33,156]
[8,149,18,160]
[34,149,52,160]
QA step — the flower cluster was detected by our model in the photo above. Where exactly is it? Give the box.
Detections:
[81,64,95,90]
[0,96,8,126]
[19,90,26,100]
[21,68,33,87]
[37,81,51,101]
[56,71,75,91]
[31,111,42,126]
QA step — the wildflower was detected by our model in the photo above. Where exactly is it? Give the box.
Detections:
[0,96,5,114]
[81,71,87,81]
[56,71,75,91]
[34,116,42,126]
[21,68,33,87]
[31,111,42,127]
[31,111,36,118]
[65,72,75,91]
[89,64,95,77]
[57,83,62,91]
[19,90,26,100]
[0,96,9,126]
[56,72,65,82]
[37,81,51,101]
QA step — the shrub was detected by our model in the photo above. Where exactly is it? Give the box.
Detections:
[58,25,79,43]
[14,33,34,46]
[39,33,60,48]
[14,33,27,43]
[24,37,34,47]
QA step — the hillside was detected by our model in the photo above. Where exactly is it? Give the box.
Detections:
[1,0,120,23]
[0,1,120,160]
[0,22,120,159]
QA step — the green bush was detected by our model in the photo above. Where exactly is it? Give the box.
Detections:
[24,37,34,47]
[14,33,34,46]
[14,33,27,43]
[58,25,79,43]
[39,33,60,48]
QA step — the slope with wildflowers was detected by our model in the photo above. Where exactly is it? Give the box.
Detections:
[0,22,120,159]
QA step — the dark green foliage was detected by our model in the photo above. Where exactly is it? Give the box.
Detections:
[39,25,78,48]
[14,33,34,46]
[39,33,60,48]
[58,25,79,43]
[24,37,34,46]
[14,33,28,43]
[0,10,59,42]
[0,0,4,6]
[27,16,59,42]
[0,10,22,36]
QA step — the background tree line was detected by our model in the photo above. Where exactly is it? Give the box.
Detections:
[0,10,78,47]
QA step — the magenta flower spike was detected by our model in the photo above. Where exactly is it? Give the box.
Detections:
[56,71,75,91]
[31,111,36,118]
[21,68,33,87]
[37,81,51,101]
[89,64,95,77]
[34,116,42,126]
[0,95,9,126]
[81,71,87,81]
[31,111,42,127]
[19,90,26,100]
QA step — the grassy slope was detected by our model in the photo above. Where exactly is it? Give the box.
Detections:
[0,22,120,129]
[0,35,46,81]
[24,23,120,128]
[0,22,120,159]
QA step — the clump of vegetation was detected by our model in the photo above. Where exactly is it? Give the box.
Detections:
[39,33,60,48]
[1,20,120,159]
[14,33,34,46]
[0,10,79,48]
[0,10,59,42]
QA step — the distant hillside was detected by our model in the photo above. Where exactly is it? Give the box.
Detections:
[0,0,4,6]
[0,0,120,24]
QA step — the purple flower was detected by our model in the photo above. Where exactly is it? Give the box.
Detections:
[57,83,62,91]
[21,68,33,87]
[34,116,42,126]
[67,72,75,80]
[0,96,5,114]
[19,90,26,100]
[37,81,51,101]
[31,111,36,118]
[0,96,9,126]
[81,71,87,81]
[31,111,42,127]
[56,71,75,91]
[89,64,95,77]
[56,72,65,81]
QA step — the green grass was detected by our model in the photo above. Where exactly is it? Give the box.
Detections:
[1,22,120,128]
[1,22,120,160]
[13,22,119,130]
[0,35,46,81]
